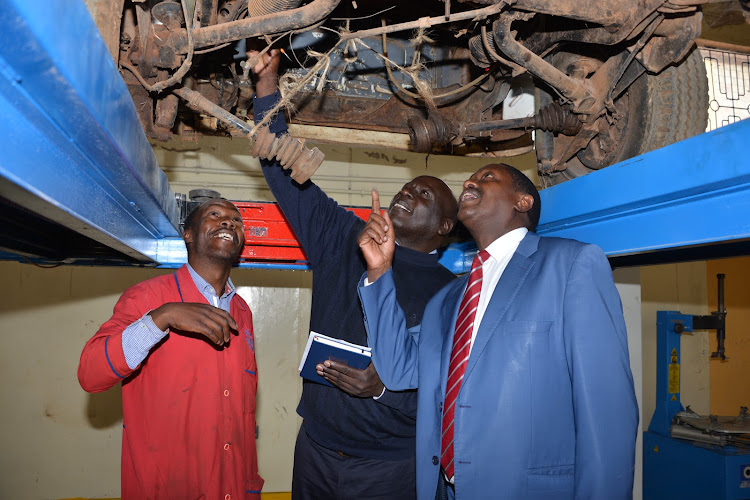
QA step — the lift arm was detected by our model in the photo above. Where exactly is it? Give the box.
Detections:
[538,119,750,263]
[0,0,180,264]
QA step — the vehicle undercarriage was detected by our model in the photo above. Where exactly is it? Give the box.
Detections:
[86,0,722,186]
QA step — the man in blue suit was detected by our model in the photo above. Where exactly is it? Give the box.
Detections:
[345,163,638,499]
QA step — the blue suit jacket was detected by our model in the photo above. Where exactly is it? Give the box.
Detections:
[359,232,638,500]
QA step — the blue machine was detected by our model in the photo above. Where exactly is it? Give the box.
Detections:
[644,275,750,499]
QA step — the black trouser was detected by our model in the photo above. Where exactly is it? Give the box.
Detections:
[292,426,417,500]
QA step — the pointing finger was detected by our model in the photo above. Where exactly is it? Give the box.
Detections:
[371,190,381,215]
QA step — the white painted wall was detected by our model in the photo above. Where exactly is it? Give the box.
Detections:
[613,267,643,500]
[152,135,538,205]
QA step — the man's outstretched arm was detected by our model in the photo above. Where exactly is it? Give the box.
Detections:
[250,49,361,265]
[355,190,420,391]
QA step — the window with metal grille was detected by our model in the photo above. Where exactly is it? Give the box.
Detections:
[701,48,750,131]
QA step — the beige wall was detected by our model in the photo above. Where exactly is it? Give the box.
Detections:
[1,134,737,499]
[0,140,535,498]
[707,256,750,415]
[0,264,163,498]
[153,135,538,205]
[236,269,312,491]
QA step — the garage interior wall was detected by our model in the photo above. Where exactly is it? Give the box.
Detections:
[706,257,750,414]
[0,138,747,499]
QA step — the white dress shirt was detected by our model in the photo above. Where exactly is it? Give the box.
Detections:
[362,227,527,353]
[446,227,528,484]
[468,227,528,351]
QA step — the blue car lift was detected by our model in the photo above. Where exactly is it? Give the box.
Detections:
[1,0,750,272]
[0,0,183,264]
[643,274,750,499]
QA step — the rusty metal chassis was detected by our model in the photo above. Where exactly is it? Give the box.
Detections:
[114,0,706,156]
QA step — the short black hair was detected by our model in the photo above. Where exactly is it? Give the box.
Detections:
[183,197,229,236]
[501,164,541,232]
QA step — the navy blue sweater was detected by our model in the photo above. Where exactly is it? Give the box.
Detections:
[254,92,456,460]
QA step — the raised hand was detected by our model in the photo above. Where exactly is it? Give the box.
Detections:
[317,360,385,398]
[149,302,238,346]
[357,190,395,282]
[246,47,280,98]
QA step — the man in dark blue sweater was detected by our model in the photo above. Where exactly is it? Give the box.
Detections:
[251,51,458,499]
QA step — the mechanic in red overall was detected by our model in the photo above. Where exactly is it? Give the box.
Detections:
[78,198,263,500]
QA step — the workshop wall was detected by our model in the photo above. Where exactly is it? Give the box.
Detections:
[706,256,750,415]
[151,135,538,206]
[612,267,644,499]
[0,142,536,499]
[0,137,703,499]
[640,262,711,428]
[0,264,154,499]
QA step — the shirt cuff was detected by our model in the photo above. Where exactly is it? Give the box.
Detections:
[122,313,169,369]
[372,386,387,400]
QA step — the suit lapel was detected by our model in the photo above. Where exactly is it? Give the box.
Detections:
[463,233,540,383]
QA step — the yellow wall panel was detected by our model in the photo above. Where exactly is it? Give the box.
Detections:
[706,256,750,415]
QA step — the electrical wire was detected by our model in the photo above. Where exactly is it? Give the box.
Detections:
[331,5,397,21]
[21,256,63,268]
[194,42,232,54]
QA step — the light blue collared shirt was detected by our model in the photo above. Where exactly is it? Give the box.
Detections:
[121,264,237,369]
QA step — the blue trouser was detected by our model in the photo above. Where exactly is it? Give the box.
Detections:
[435,469,456,500]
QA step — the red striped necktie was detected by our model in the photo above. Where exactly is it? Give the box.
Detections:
[440,249,490,479]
